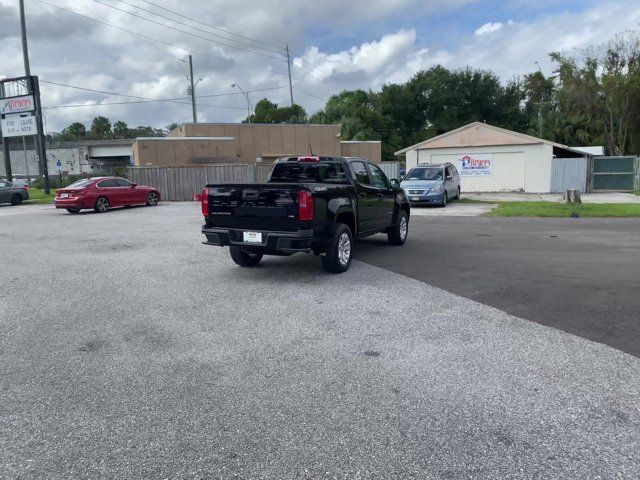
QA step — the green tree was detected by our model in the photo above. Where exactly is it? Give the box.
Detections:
[246,99,308,123]
[164,122,180,134]
[60,122,87,140]
[112,120,129,139]
[551,31,640,155]
[90,116,112,139]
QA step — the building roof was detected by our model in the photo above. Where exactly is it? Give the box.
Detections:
[394,122,588,156]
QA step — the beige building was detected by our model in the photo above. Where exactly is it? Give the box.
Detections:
[396,122,589,193]
[133,123,381,166]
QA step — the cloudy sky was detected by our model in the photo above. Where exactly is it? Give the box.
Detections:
[1,0,639,132]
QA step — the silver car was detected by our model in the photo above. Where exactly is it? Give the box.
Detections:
[0,180,30,205]
[400,163,461,207]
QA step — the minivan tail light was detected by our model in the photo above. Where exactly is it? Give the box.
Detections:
[201,188,209,216]
[298,190,314,221]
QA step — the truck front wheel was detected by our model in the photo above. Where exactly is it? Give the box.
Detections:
[388,210,409,245]
[321,223,353,273]
[229,246,263,267]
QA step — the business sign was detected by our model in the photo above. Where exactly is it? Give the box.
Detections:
[458,154,492,176]
[0,95,35,115]
[1,114,38,137]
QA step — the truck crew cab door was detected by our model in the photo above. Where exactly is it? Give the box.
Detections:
[366,163,396,230]
[349,160,379,235]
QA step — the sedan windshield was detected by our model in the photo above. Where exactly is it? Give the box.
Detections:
[66,179,95,189]
[405,168,443,181]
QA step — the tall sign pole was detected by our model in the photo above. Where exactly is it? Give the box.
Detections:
[0,83,12,182]
[286,43,294,107]
[1,76,50,193]
[189,55,197,123]
[19,0,31,77]
[32,76,50,194]
[16,2,50,193]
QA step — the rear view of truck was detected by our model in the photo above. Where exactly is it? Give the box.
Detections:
[201,156,357,272]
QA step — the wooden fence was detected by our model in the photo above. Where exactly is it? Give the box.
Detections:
[127,164,255,201]
[127,161,402,201]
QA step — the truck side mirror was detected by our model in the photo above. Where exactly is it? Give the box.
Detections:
[390,178,400,188]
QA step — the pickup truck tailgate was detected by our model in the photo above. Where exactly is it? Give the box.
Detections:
[207,184,302,231]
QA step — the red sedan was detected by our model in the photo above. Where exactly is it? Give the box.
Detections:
[54,177,161,214]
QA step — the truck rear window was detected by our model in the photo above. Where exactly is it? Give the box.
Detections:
[269,162,349,184]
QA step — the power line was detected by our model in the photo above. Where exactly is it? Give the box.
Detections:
[91,0,285,61]
[134,0,285,54]
[44,99,247,109]
[146,0,287,51]
[33,0,291,78]
[42,79,287,100]
[293,86,328,103]
[33,1,152,82]
[41,81,289,111]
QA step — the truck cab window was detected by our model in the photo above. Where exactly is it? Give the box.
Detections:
[368,164,389,189]
[350,161,370,185]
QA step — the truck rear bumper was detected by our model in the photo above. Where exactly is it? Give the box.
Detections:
[201,226,315,253]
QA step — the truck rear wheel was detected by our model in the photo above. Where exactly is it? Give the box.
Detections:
[321,223,353,273]
[229,246,263,267]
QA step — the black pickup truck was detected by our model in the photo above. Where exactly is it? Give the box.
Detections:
[201,156,410,273]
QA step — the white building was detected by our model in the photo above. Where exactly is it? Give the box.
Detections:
[395,122,590,193]
[0,139,134,178]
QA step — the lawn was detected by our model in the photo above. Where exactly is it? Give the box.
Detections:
[25,188,56,204]
[488,201,640,217]
[456,197,496,204]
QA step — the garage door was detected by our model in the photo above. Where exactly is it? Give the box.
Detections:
[428,152,525,192]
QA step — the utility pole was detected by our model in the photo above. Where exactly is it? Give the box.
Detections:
[18,1,49,193]
[286,43,294,107]
[1,84,12,182]
[189,54,197,123]
[19,0,31,77]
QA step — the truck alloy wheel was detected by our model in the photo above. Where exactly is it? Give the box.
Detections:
[388,210,409,245]
[321,223,353,273]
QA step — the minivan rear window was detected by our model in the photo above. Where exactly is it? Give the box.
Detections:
[405,167,443,181]
[269,162,349,184]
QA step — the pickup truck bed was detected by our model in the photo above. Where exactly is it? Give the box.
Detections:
[201,156,410,273]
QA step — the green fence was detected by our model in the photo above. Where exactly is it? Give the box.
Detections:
[591,156,638,191]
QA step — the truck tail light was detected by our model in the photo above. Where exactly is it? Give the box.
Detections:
[298,190,314,221]
[201,188,209,216]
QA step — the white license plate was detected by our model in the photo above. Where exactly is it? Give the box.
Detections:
[243,231,262,243]
[411,197,420,202]
[60,193,69,198]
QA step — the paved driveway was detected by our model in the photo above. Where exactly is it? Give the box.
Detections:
[1,204,639,479]
[356,215,640,358]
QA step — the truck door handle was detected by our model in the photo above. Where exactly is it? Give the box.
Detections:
[359,192,367,198]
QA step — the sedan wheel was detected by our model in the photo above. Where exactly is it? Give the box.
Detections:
[10,194,23,206]
[146,191,159,206]
[94,197,110,213]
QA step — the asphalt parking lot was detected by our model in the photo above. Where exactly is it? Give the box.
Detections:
[1,203,639,479]
[356,213,640,357]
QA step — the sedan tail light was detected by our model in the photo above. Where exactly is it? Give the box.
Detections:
[201,188,209,216]
[298,190,314,221]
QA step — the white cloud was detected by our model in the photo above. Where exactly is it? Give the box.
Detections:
[475,22,504,36]
[0,0,638,131]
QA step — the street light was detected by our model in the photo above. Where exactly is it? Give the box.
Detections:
[231,83,252,124]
